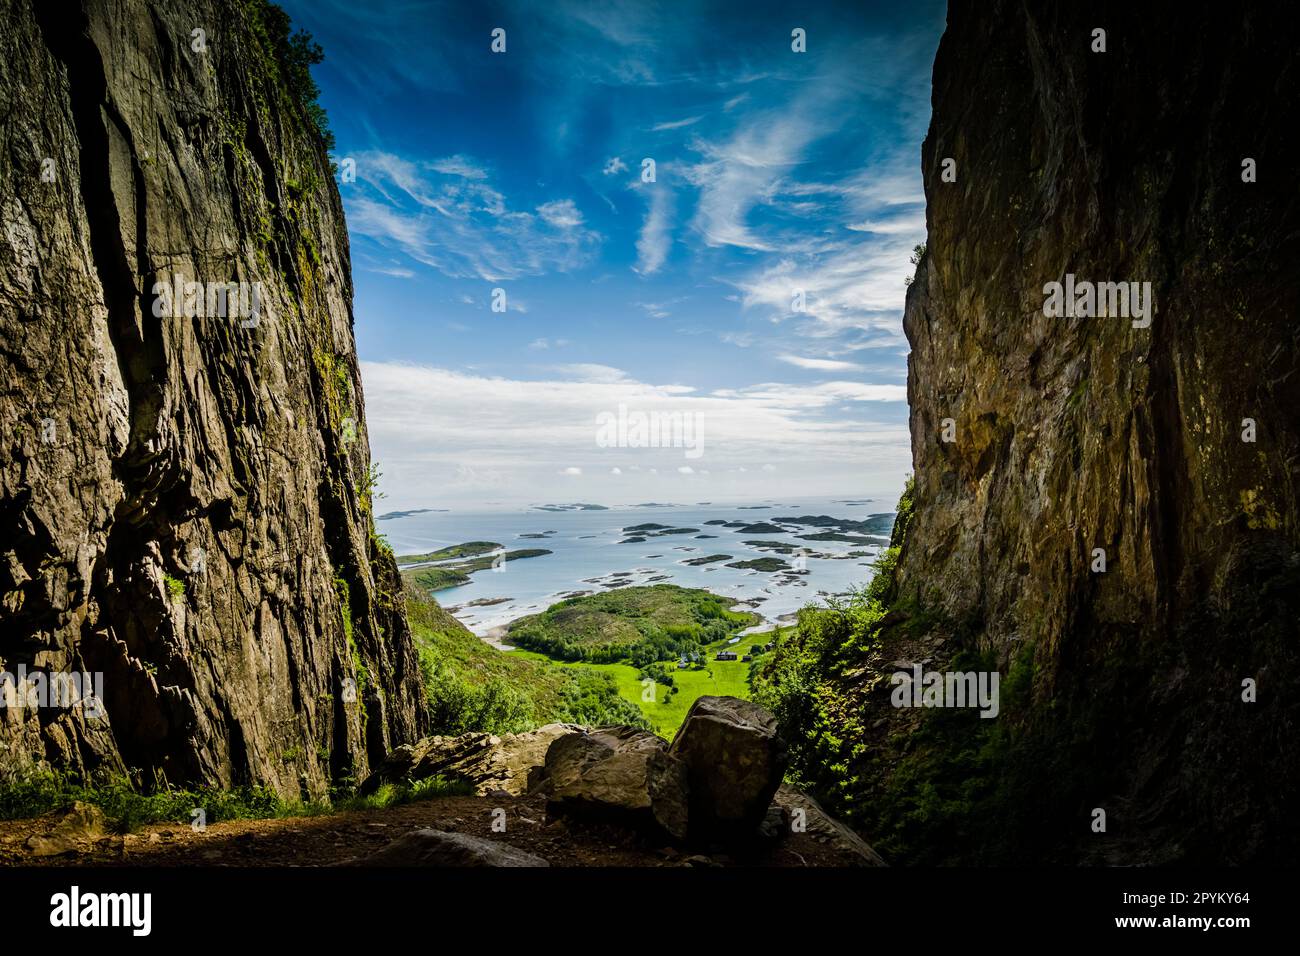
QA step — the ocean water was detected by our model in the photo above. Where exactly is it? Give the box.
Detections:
[380,496,895,640]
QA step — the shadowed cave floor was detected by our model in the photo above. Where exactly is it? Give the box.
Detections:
[0,791,860,868]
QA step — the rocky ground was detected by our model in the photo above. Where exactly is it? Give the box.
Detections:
[0,790,858,868]
[0,696,884,868]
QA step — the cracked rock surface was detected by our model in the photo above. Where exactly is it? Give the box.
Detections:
[894,1,1299,861]
[0,0,426,797]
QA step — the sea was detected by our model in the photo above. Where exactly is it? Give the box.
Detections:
[378,496,896,642]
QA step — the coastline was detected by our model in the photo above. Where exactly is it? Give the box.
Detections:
[390,498,892,640]
[482,623,515,652]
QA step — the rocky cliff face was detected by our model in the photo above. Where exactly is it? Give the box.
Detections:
[0,0,426,798]
[896,1,1300,861]
[757,1,1299,865]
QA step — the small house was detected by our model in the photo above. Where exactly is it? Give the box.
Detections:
[715,651,737,661]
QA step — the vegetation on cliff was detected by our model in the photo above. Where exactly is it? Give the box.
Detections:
[404,580,648,735]
[750,476,1039,864]
[247,0,336,148]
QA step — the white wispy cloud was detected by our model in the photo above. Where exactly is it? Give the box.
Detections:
[365,264,415,279]
[537,199,586,229]
[846,209,927,234]
[361,361,910,505]
[710,380,907,404]
[548,363,633,384]
[683,111,818,251]
[347,150,601,281]
[430,154,489,179]
[726,225,921,338]
[634,186,674,275]
[636,299,678,319]
[651,115,703,131]
[777,354,866,372]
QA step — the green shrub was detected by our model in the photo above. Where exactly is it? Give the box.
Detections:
[0,768,473,829]
[250,2,336,149]
[0,770,296,830]
[419,642,536,736]
[552,670,651,729]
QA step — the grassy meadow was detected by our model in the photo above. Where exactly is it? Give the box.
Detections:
[509,628,781,739]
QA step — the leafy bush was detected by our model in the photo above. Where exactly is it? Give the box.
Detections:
[551,670,651,730]
[0,768,474,828]
[418,642,536,735]
[638,661,677,689]
[0,770,301,829]
[333,775,474,812]
[251,2,336,148]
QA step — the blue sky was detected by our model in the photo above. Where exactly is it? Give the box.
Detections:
[280,0,946,508]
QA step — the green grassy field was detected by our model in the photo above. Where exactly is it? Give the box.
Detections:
[408,579,789,739]
[508,630,778,739]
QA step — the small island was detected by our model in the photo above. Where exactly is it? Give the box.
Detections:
[400,543,553,591]
[376,508,446,520]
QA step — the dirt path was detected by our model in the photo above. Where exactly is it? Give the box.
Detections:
[0,791,857,867]
[481,624,516,651]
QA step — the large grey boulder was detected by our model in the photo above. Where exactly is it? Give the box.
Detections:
[540,726,689,842]
[360,723,582,796]
[669,696,788,840]
[773,785,886,866]
[349,829,549,867]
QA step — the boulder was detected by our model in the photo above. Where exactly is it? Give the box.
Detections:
[773,785,886,866]
[360,723,582,796]
[540,726,689,842]
[26,801,107,857]
[349,829,549,867]
[668,696,787,840]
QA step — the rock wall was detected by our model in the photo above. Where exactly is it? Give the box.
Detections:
[0,0,426,798]
[897,0,1299,860]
